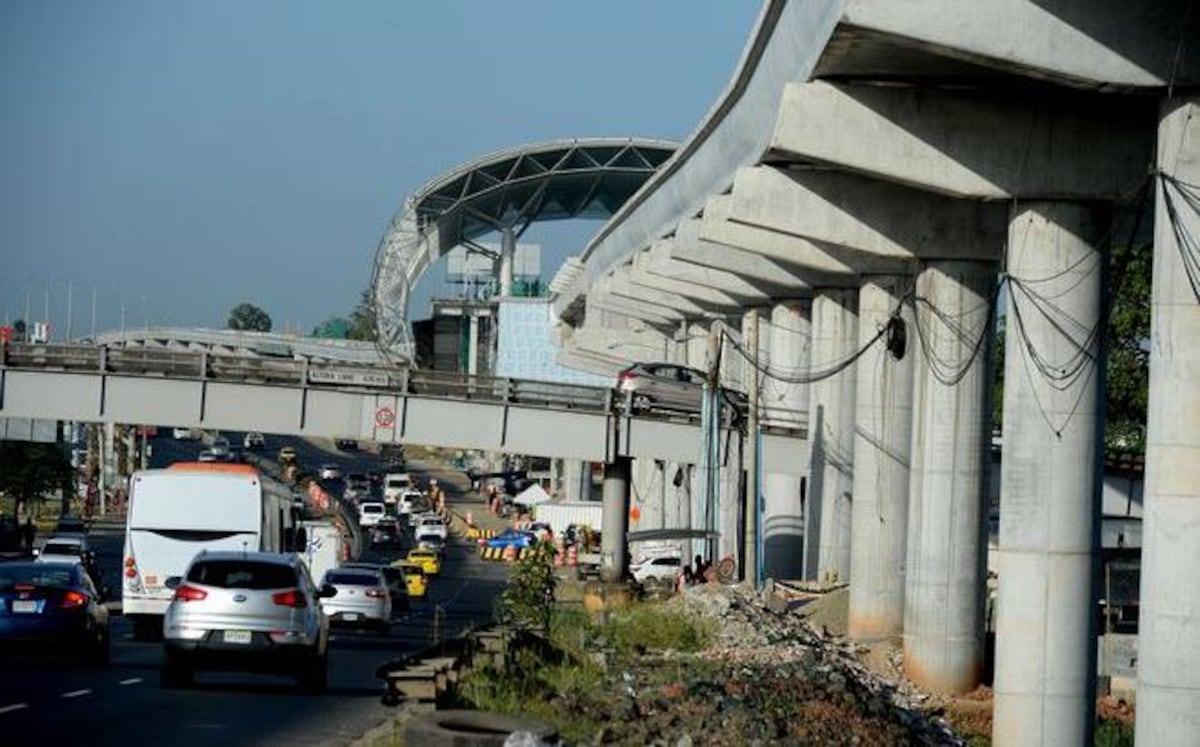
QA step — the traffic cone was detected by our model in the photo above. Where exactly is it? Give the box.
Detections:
[567,544,578,567]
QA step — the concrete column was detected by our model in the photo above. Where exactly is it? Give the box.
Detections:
[808,289,858,583]
[467,313,480,376]
[499,228,515,297]
[762,300,810,581]
[600,457,632,583]
[718,433,742,564]
[849,277,914,642]
[631,458,664,531]
[904,260,995,694]
[1137,95,1200,747]
[565,461,595,502]
[992,202,1107,745]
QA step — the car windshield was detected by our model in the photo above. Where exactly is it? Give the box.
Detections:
[0,566,74,589]
[186,560,297,590]
[325,572,378,586]
[42,542,82,555]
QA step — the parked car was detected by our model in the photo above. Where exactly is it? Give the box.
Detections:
[630,555,684,584]
[319,464,343,481]
[389,560,427,599]
[318,568,391,634]
[0,561,110,664]
[617,362,747,418]
[334,439,358,451]
[370,517,402,547]
[243,432,266,450]
[406,548,441,576]
[341,562,409,614]
[358,502,387,528]
[161,551,332,691]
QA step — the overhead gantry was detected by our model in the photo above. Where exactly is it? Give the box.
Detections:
[369,138,676,363]
[549,2,1199,745]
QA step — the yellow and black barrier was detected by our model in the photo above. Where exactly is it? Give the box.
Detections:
[478,544,535,562]
[466,528,498,540]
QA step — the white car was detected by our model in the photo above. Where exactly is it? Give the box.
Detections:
[630,555,683,584]
[358,501,387,528]
[209,437,232,458]
[319,464,343,481]
[173,427,199,441]
[36,535,88,564]
[397,489,423,516]
[414,517,448,543]
[383,473,412,503]
[409,509,438,528]
[243,431,265,450]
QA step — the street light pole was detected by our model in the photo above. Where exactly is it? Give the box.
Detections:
[744,308,760,587]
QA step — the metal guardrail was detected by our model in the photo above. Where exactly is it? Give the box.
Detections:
[0,342,613,414]
[0,342,806,434]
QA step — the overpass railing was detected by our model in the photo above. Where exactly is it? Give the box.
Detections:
[0,343,614,414]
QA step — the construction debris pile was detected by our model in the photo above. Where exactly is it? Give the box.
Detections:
[554,584,965,746]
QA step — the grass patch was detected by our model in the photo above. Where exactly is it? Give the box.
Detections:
[456,601,713,744]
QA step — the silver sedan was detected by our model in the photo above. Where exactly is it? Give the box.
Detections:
[318,568,391,635]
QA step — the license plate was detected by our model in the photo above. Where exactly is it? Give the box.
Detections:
[13,600,38,613]
[223,630,252,644]
[145,575,159,587]
[342,613,359,622]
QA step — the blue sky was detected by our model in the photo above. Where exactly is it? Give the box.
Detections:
[0,1,758,337]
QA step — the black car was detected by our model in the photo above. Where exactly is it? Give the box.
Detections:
[371,517,402,548]
[0,561,110,664]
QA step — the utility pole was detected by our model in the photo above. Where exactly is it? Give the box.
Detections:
[744,308,761,587]
[66,280,73,342]
[91,286,97,339]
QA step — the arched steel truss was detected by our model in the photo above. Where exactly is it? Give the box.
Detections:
[370,138,677,363]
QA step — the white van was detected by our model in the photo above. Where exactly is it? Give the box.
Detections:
[382,473,412,504]
[123,463,298,641]
[359,501,387,528]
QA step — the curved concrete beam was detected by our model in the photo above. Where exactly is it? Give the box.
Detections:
[701,194,912,277]
[769,81,1153,200]
[729,166,1008,262]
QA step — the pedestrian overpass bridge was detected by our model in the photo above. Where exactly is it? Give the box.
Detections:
[0,342,807,474]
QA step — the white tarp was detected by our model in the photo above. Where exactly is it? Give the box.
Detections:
[513,483,552,506]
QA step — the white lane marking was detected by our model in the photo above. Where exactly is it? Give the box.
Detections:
[61,689,92,699]
[0,703,28,715]
[119,677,142,686]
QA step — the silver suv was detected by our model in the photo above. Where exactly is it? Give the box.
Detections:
[318,568,392,635]
[162,551,333,691]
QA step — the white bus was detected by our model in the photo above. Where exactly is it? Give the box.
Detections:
[123,463,300,640]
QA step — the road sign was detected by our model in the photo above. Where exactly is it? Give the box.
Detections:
[375,406,396,428]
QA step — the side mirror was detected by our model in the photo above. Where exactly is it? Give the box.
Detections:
[164,576,182,590]
[318,584,337,598]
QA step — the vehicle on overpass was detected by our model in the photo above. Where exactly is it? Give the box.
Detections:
[122,463,300,641]
[617,362,747,419]
[0,561,110,664]
[162,551,332,691]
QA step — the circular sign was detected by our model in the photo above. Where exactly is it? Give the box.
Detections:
[375,406,396,428]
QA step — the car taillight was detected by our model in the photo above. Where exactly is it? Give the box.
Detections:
[124,556,138,578]
[60,590,88,609]
[173,585,207,602]
[272,590,307,608]
[618,372,638,390]
[365,588,387,599]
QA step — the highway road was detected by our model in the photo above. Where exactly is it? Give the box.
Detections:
[1,432,508,746]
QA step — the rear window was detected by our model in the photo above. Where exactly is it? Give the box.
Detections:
[325,571,378,586]
[362,504,384,515]
[42,542,82,556]
[0,566,74,589]
[186,560,297,590]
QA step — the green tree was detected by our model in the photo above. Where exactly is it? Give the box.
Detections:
[12,319,26,341]
[1105,241,1151,452]
[347,289,377,342]
[227,302,273,332]
[0,441,74,518]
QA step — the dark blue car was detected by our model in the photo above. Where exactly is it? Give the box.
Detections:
[0,561,110,664]
[485,529,537,551]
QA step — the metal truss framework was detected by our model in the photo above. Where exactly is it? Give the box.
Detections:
[370,138,677,364]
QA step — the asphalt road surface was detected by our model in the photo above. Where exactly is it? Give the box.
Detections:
[2,432,508,746]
